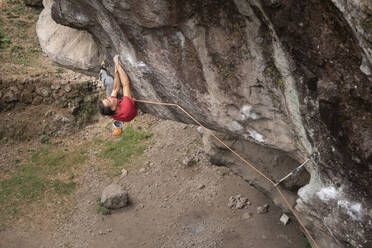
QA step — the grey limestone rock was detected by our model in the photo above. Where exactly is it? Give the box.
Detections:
[101,183,128,209]
[36,0,101,73]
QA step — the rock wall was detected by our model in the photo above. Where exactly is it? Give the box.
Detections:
[36,0,372,247]
[0,76,102,140]
[36,0,101,73]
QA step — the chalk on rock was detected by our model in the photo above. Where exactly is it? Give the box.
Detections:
[101,183,128,209]
[280,213,290,225]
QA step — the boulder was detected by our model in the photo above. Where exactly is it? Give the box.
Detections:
[36,0,101,73]
[101,184,128,209]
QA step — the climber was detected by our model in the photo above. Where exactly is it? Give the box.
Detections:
[98,55,137,122]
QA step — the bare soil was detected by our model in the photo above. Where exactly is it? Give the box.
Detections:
[0,114,307,248]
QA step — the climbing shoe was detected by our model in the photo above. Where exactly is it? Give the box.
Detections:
[100,59,108,71]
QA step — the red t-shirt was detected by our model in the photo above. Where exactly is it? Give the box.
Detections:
[110,96,137,122]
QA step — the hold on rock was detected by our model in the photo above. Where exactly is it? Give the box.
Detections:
[101,183,128,209]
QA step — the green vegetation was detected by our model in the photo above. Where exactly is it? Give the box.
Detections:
[96,196,111,215]
[30,148,87,173]
[15,20,27,29]
[277,78,285,91]
[29,47,41,53]
[0,28,10,49]
[39,134,49,144]
[13,158,21,165]
[0,146,87,224]
[304,237,312,248]
[76,101,98,127]
[0,0,43,67]
[265,67,273,74]
[56,67,64,74]
[8,0,25,15]
[52,180,76,195]
[100,125,152,175]
[10,45,23,55]
[1,137,8,144]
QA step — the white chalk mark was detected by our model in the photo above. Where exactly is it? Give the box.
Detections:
[317,187,339,201]
[240,105,258,120]
[248,129,264,143]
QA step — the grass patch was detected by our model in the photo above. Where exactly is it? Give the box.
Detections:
[304,237,312,248]
[1,137,8,144]
[1,165,49,203]
[100,125,152,175]
[29,47,41,54]
[0,28,10,49]
[56,67,64,73]
[30,147,87,174]
[7,0,25,15]
[15,20,27,29]
[0,146,87,225]
[52,180,76,195]
[0,0,43,69]
[39,134,49,144]
[96,196,111,215]
[10,45,24,55]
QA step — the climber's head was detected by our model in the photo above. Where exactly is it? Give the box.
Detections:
[98,98,116,115]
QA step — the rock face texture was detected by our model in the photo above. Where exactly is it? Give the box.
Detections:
[37,0,372,247]
[101,183,129,209]
[37,0,101,73]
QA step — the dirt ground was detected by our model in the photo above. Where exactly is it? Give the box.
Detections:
[0,113,307,248]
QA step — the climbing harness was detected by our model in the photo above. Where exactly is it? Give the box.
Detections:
[274,153,317,187]
[132,98,320,248]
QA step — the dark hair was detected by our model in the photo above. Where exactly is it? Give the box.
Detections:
[98,100,115,115]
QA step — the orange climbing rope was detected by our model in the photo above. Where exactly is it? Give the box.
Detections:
[133,98,320,248]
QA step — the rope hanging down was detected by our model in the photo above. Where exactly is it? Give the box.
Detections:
[133,98,320,248]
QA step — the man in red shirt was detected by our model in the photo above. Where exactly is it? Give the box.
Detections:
[98,55,137,122]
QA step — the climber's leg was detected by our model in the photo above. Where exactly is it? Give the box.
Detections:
[114,55,132,99]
